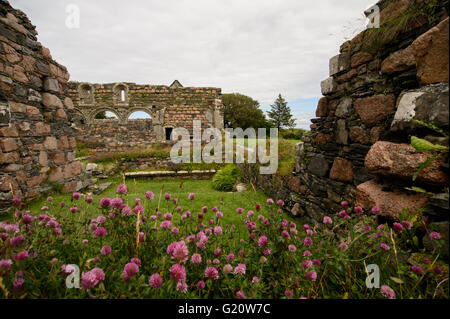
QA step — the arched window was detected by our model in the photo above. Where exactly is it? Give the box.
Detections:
[93,110,119,122]
[127,111,151,120]
[113,83,128,103]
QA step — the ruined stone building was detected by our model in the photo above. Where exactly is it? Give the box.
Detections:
[0,0,224,212]
[69,81,224,153]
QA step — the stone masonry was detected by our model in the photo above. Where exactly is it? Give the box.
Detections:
[0,1,92,214]
[69,81,224,153]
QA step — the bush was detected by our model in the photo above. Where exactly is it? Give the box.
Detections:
[212,164,241,191]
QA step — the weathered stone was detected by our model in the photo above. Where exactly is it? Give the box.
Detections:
[26,105,40,116]
[335,98,352,118]
[356,180,428,220]
[52,152,66,164]
[41,93,63,109]
[315,97,328,117]
[34,60,50,76]
[294,142,304,172]
[379,0,410,25]
[0,125,19,137]
[0,12,28,34]
[307,154,330,177]
[381,46,416,74]
[315,133,331,144]
[350,52,373,68]
[55,108,67,119]
[64,97,74,109]
[9,101,27,113]
[43,136,57,150]
[62,181,77,193]
[235,183,247,192]
[0,137,18,152]
[0,151,19,164]
[4,163,23,172]
[354,94,396,127]
[411,18,449,85]
[369,126,382,144]
[290,202,304,217]
[92,182,113,195]
[349,126,369,144]
[28,88,42,103]
[336,119,348,145]
[424,192,449,220]
[41,46,52,60]
[21,55,36,72]
[13,64,27,82]
[85,163,99,171]
[26,174,46,187]
[365,141,449,186]
[48,167,63,182]
[58,136,69,149]
[329,53,350,76]
[321,77,337,95]
[330,157,353,182]
[35,122,51,135]
[38,151,48,167]
[391,83,449,131]
[43,77,59,93]
[63,161,82,179]
[289,176,301,193]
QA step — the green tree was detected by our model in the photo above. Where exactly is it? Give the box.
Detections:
[267,94,296,129]
[222,93,271,129]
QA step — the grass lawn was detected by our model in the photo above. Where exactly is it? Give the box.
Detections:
[22,177,298,237]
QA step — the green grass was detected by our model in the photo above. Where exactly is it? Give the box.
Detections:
[23,178,297,235]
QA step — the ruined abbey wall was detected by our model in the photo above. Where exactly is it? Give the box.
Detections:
[0,1,91,213]
[297,0,449,221]
[69,81,224,154]
[240,0,449,255]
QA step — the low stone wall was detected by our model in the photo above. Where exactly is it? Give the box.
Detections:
[0,1,93,214]
[76,119,156,154]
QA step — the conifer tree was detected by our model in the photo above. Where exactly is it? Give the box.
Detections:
[267,94,296,129]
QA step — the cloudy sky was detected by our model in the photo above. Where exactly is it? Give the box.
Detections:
[11,0,375,129]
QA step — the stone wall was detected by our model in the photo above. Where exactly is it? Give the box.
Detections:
[0,1,92,214]
[298,0,449,223]
[241,0,449,230]
[69,81,224,153]
[76,119,156,154]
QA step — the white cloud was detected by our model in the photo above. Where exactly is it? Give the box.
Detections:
[11,0,375,127]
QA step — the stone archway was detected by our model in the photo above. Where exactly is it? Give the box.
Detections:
[72,108,88,127]
[88,108,124,124]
